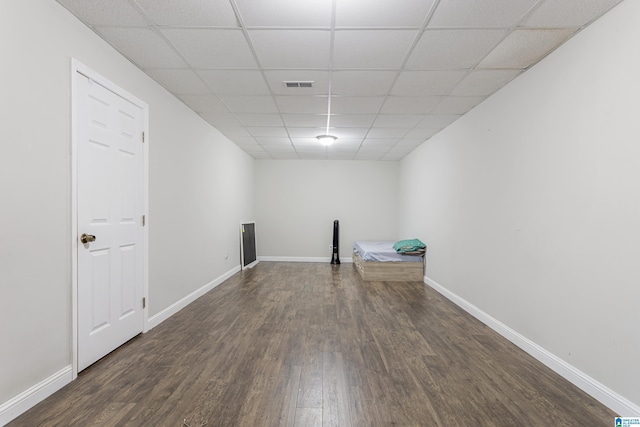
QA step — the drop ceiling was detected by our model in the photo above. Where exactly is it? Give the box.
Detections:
[57,0,622,160]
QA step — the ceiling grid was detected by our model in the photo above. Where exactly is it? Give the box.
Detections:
[57,0,624,160]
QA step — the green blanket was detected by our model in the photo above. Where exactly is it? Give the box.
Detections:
[393,239,426,254]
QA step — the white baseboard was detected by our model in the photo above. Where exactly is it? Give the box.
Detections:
[147,265,241,331]
[424,275,640,416]
[0,366,72,426]
[258,256,353,263]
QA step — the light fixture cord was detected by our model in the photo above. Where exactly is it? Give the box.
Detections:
[326,0,337,136]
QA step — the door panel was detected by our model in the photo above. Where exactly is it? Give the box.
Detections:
[119,244,136,317]
[77,73,144,371]
[89,248,111,331]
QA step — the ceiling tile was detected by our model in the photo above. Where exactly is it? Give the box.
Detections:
[275,96,328,114]
[249,30,331,69]
[331,71,398,96]
[329,139,363,150]
[380,96,441,114]
[247,127,289,137]
[218,95,279,113]
[388,143,417,151]
[329,115,376,128]
[397,138,428,147]
[162,29,257,68]
[261,143,296,152]
[358,145,392,153]
[430,96,485,114]
[216,128,252,138]
[389,150,414,159]
[524,0,622,28]
[291,137,322,146]
[294,143,328,153]
[382,150,412,160]
[391,71,466,96]
[428,0,539,27]
[288,128,367,140]
[264,71,329,95]
[146,69,211,94]
[178,95,229,113]
[95,28,187,68]
[366,128,410,138]
[403,128,439,139]
[373,115,424,128]
[287,127,326,138]
[362,139,401,147]
[356,145,390,160]
[291,139,354,152]
[416,114,461,128]
[236,114,284,127]
[333,30,418,69]
[244,151,270,159]
[270,152,300,159]
[330,97,385,114]
[254,137,292,145]
[242,144,267,153]
[234,0,332,27]
[135,0,239,26]
[198,70,270,95]
[199,112,242,127]
[331,128,369,139]
[327,152,357,160]
[230,136,260,146]
[355,153,386,160]
[374,114,424,128]
[57,0,148,26]
[477,29,576,69]
[298,152,328,159]
[450,70,522,96]
[335,0,436,27]
[406,29,508,69]
[282,114,328,128]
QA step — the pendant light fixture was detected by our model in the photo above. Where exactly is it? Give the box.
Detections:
[316,134,337,146]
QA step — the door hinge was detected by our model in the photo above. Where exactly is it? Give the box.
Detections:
[142,297,146,309]
[142,215,146,226]
[142,131,145,143]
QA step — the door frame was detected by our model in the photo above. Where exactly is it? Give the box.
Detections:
[70,59,150,379]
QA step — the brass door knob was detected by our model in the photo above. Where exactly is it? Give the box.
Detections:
[80,233,96,244]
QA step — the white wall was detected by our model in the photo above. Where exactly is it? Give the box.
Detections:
[399,0,639,409]
[255,160,398,259]
[0,0,253,409]
[149,108,254,312]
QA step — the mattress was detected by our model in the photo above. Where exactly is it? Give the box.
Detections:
[353,241,423,263]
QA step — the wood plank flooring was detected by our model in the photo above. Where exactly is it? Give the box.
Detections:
[9,262,615,426]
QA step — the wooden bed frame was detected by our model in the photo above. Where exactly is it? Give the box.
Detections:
[352,251,424,282]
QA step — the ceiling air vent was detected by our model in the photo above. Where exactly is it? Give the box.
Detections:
[283,81,314,88]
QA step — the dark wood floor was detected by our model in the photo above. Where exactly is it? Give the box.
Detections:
[10,262,614,426]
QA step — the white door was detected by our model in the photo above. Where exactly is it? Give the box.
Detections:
[76,72,145,371]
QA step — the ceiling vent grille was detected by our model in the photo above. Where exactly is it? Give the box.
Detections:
[283,81,314,88]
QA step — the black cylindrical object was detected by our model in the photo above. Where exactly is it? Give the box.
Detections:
[330,220,341,264]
